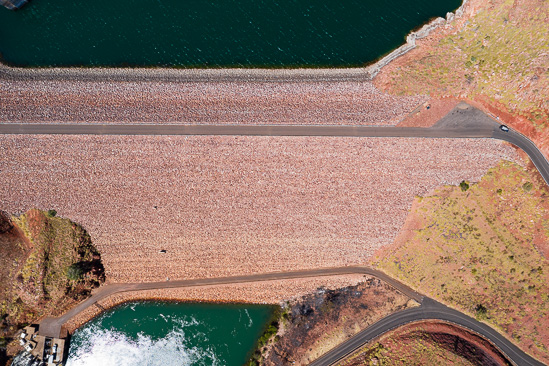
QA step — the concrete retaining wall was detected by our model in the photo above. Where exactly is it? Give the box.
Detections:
[365,0,468,78]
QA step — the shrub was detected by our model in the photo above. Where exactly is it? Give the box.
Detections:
[460,181,469,192]
[522,182,533,192]
[246,308,283,365]
[66,263,84,281]
[475,304,488,320]
[47,209,57,217]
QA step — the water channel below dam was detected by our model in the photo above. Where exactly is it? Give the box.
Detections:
[65,301,275,366]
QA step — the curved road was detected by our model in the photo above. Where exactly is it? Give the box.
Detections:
[38,266,422,338]
[38,266,544,366]
[3,103,548,365]
[310,297,545,366]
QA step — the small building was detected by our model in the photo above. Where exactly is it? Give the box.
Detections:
[20,325,67,365]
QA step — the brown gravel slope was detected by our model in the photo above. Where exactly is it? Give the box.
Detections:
[0,80,425,125]
[0,135,520,282]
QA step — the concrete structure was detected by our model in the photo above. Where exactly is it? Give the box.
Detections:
[19,325,67,366]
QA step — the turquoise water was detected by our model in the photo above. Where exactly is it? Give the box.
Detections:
[0,0,461,67]
[66,301,275,366]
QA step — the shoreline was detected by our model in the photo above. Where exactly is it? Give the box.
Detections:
[59,276,406,366]
[59,274,370,334]
[0,0,467,82]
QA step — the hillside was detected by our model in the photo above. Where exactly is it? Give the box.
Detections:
[376,160,549,363]
[0,209,104,361]
[337,321,511,366]
[376,0,549,155]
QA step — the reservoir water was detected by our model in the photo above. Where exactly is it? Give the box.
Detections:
[65,301,275,366]
[0,0,461,67]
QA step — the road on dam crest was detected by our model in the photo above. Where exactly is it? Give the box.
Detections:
[2,105,548,187]
[3,103,548,365]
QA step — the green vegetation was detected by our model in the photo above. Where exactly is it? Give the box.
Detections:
[475,304,488,321]
[383,0,548,131]
[522,181,533,192]
[0,209,104,347]
[377,161,549,362]
[66,263,85,281]
[10,209,104,301]
[247,306,286,366]
[460,180,469,192]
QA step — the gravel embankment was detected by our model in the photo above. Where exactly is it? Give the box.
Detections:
[63,275,367,332]
[0,135,522,283]
[0,80,426,125]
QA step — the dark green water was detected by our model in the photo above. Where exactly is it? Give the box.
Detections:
[65,301,275,366]
[0,0,461,67]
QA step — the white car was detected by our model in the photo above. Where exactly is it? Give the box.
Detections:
[500,125,510,132]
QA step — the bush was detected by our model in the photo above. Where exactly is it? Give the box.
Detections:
[66,264,84,281]
[522,182,533,192]
[246,308,282,365]
[475,304,488,320]
[47,209,57,217]
[460,181,469,192]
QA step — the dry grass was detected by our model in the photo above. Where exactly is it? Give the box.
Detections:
[376,160,549,362]
[0,209,104,353]
[264,278,413,366]
[376,0,549,148]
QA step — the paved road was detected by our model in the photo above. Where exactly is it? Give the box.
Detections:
[38,265,545,366]
[7,103,548,365]
[0,123,493,138]
[38,265,422,338]
[2,107,548,190]
[310,297,545,366]
[495,130,549,186]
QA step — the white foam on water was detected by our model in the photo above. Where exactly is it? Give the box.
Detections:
[66,321,219,366]
[243,309,253,328]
